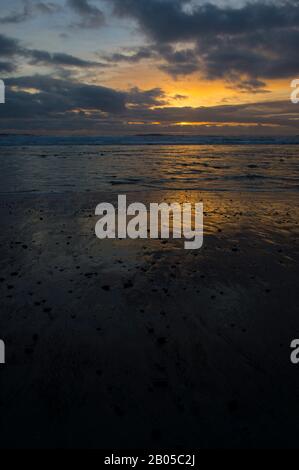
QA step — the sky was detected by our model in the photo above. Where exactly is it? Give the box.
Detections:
[0,0,299,135]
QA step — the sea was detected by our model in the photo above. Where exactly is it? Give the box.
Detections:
[0,135,298,193]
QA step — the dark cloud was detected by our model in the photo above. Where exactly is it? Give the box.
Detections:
[107,0,299,85]
[2,75,126,116]
[0,1,31,24]
[131,100,297,128]
[0,34,23,57]
[0,1,61,24]
[101,46,156,64]
[0,76,167,117]
[0,62,16,73]
[157,45,200,77]
[27,49,107,68]
[173,94,188,100]
[110,0,299,43]
[0,33,106,71]
[101,43,201,78]
[227,78,270,95]
[0,34,24,73]
[126,87,168,108]
[0,0,104,28]
[0,74,298,135]
[67,0,105,28]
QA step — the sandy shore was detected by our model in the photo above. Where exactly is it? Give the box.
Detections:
[0,190,299,448]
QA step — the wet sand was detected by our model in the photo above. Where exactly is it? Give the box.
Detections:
[0,190,299,448]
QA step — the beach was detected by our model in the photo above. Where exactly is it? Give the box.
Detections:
[0,173,299,447]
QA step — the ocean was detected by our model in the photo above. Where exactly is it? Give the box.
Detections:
[0,139,298,193]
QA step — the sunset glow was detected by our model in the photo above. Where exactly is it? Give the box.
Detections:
[0,0,298,135]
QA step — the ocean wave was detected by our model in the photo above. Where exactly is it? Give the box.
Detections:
[1,135,299,146]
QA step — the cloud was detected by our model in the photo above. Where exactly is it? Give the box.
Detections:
[126,87,168,108]
[2,75,126,117]
[0,0,104,29]
[109,0,299,43]
[132,100,297,128]
[67,0,105,28]
[156,44,200,77]
[0,34,24,57]
[0,73,298,135]
[35,2,61,15]
[101,43,201,78]
[0,33,107,72]
[107,0,299,85]
[101,46,156,64]
[0,34,24,73]
[0,62,16,73]
[0,0,61,24]
[1,76,167,116]
[27,49,108,68]
[227,78,270,94]
[0,0,31,24]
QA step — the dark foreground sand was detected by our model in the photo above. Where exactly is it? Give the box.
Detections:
[0,190,299,448]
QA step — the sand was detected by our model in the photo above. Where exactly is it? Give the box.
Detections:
[0,190,299,448]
